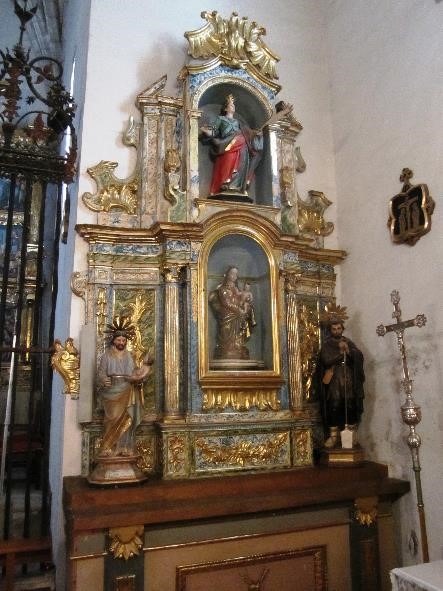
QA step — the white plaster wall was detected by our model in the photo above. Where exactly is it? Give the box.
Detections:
[325,0,443,564]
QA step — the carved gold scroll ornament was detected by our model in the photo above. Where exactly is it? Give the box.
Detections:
[195,433,287,467]
[82,160,138,214]
[51,338,80,399]
[185,11,280,82]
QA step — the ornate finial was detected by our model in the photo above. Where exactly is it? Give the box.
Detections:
[399,167,413,190]
[185,11,280,80]
[103,316,136,341]
[14,0,39,44]
[319,302,349,326]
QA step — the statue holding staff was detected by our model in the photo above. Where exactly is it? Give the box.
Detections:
[317,304,365,449]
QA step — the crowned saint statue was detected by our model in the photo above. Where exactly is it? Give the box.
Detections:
[200,94,264,202]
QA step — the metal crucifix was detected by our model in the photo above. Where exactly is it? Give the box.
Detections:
[376,290,429,562]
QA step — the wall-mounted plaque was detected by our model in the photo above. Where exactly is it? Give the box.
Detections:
[388,168,435,246]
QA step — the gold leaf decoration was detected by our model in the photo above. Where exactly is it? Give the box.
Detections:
[82,160,138,214]
[195,433,287,467]
[108,526,144,560]
[185,11,280,80]
[51,338,80,399]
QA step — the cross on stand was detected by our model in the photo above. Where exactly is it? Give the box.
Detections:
[376,290,429,563]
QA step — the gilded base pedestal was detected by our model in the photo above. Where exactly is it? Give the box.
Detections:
[209,359,265,370]
[88,454,148,485]
[321,446,365,467]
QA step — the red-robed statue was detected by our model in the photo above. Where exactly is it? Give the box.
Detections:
[200,94,264,199]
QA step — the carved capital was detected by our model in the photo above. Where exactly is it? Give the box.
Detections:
[108,525,144,560]
[162,263,185,283]
[283,271,302,294]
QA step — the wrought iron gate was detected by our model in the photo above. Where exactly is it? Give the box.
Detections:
[0,1,76,539]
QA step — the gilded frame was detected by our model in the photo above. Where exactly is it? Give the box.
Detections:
[198,215,282,388]
[176,545,327,591]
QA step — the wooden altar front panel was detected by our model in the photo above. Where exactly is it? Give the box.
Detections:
[64,462,409,591]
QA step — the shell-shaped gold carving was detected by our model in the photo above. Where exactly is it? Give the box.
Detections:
[354,496,378,526]
[203,389,280,412]
[298,190,334,237]
[51,338,80,399]
[108,525,144,560]
[195,433,287,467]
[82,160,138,214]
[185,11,280,81]
[70,271,87,300]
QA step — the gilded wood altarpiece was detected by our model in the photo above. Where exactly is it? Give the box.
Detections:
[74,11,346,480]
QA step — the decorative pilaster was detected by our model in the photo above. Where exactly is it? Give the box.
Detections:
[350,496,381,591]
[187,107,201,205]
[162,264,184,419]
[284,272,303,409]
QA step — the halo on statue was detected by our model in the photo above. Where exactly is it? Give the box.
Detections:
[319,302,348,326]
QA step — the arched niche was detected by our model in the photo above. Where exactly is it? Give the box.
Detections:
[206,233,273,370]
[197,81,273,206]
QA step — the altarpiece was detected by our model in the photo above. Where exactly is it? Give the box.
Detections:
[62,12,410,591]
[72,10,345,481]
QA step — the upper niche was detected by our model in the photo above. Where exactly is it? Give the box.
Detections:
[198,82,273,206]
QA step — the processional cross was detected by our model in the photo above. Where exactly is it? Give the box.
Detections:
[376,290,429,562]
